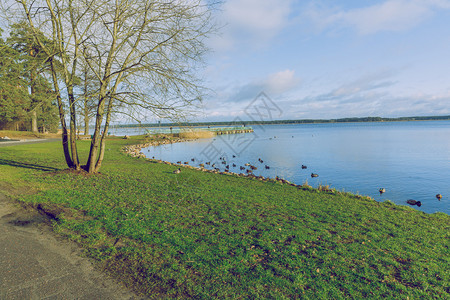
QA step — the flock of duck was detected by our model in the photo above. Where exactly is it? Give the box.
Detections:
[173,156,274,175]
[130,139,445,210]
[171,155,444,209]
[378,188,443,207]
[171,155,322,179]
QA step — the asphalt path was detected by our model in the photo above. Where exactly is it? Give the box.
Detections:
[0,138,61,147]
[0,139,146,299]
[0,193,146,299]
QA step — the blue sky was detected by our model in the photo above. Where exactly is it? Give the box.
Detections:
[196,0,450,122]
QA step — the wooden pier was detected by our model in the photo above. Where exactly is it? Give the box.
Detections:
[208,127,253,135]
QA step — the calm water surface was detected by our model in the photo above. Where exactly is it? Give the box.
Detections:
[140,121,449,214]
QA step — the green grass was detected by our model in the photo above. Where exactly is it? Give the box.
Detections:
[1,136,449,299]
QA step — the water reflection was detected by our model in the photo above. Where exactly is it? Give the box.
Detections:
[141,121,450,215]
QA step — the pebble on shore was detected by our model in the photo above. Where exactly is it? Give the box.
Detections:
[122,137,375,202]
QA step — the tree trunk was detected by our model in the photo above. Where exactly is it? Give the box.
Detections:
[86,95,107,173]
[86,119,102,173]
[30,70,38,133]
[31,109,38,133]
[67,86,80,170]
[94,98,114,172]
[84,115,89,136]
[83,66,90,136]
[50,60,74,169]
[83,90,90,136]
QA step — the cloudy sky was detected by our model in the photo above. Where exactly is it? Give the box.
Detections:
[196,0,450,122]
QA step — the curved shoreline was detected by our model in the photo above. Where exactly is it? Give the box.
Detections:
[121,137,375,202]
[122,136,197,159]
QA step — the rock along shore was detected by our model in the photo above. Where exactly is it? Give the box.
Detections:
[121,136,373,201]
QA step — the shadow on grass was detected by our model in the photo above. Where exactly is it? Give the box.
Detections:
[0,159,60,172]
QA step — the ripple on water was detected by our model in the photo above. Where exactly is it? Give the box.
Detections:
[141,121,450,215]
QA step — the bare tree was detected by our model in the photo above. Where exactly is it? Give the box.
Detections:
[77,58,99,136]
[5,0,215,172]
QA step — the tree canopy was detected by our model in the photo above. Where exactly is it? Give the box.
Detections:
[3,0,216,172]
[0,24,59,132]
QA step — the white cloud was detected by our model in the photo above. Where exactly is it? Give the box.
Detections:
[282,69,450,119]
[198,69,301,120]
[305,0,450,35]
[223,0,291,33]
[331,69,399,98]
[266,69,301,94]
[343,0,431,35]
[226,69,301,102]
[212,0,293,50]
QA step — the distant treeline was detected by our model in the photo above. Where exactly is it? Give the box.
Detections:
[116,115,450,128]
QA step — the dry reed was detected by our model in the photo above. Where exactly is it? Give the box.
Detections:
[176,130,215,139]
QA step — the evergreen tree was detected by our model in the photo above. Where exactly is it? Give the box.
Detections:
[0,28,30,130]
[7,22,58,132]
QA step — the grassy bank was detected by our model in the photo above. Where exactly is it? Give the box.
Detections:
[0,135,448,299]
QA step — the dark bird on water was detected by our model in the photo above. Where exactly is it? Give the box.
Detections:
[301,165,307,169]
[173,168,181,174]
[379,188,386,195]
[265,165,270,169]
[436,194,442,201]
[311,173,319,178]
[406,199,422,207]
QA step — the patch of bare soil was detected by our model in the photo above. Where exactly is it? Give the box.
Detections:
[0,197,49,228]
[0,182,39,199]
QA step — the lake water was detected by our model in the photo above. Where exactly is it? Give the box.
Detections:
[136,121,449,215]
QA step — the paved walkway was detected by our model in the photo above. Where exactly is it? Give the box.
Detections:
[0,139,60,147]
[0,193,144,299]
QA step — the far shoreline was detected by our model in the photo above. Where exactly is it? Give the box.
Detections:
[113,116,450,130]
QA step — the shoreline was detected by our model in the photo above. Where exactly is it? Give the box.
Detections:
[112,116,450,129]
[2,131,448,298]
[122,135,448,216]
[122,136,374,202]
